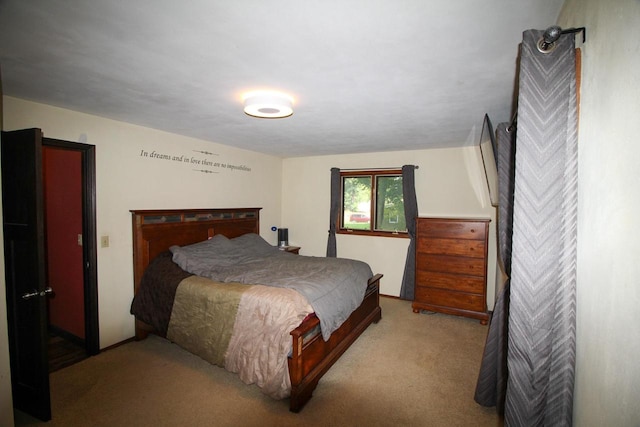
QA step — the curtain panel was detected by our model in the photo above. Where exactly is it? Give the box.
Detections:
[505,29,578,426]
[474,122,516,412]
[475,28,579,426]
[399,165,418,300]
[326,167,340,257]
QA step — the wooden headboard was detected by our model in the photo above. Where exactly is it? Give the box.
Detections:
[130,208,261,294]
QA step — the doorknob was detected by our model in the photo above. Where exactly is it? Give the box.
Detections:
[21,287,54,300]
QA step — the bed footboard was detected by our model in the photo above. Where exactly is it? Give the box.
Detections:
[288,273,383,412]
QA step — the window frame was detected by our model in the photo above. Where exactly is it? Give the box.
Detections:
[337,169,409,238]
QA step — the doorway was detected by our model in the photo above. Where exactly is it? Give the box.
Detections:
[43,138,99,364]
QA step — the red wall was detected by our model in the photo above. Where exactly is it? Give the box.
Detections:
[43,146,84,339]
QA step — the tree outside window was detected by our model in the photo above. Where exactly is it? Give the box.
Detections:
[339,169,407,237]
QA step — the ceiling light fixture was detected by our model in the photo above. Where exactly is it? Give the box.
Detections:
[243,91,294,119]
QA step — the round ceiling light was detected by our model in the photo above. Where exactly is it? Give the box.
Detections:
[243,91,294,119]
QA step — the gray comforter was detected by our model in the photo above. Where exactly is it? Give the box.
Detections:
[170,233,373,340]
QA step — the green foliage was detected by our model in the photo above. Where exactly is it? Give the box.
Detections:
[343,176,371,212]
[343,222,369,230]
[342,174,406,232]
[376,176,406,231]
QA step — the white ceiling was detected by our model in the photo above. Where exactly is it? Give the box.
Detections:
[0,0,564,158]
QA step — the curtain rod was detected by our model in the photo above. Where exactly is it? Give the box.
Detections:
[337,166,419,171]
[538,26,586,53]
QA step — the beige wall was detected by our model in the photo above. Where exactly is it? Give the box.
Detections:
[558,1,640,425]
[281,144,498,303]
[2,96,284,350]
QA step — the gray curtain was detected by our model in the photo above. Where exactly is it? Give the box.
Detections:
[326,167,340,257]
[399,165,418,300]
[505,29,578,426]
[474,122,516,412]
[475,28,578,426]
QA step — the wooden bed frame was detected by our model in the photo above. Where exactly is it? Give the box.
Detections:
[130,208,382,412]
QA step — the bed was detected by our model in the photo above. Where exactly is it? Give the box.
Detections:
[129,207,382,412]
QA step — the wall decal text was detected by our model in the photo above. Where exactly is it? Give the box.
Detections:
[138,149,252,174]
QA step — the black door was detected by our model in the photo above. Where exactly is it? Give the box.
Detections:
[1,128,51,421]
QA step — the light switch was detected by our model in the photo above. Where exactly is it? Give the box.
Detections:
[77,234,83,246]
[101,235,110,248]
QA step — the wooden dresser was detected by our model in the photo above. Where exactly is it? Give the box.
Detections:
[412,217,490,324]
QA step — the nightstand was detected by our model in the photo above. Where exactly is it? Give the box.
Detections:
[279,246,300,254]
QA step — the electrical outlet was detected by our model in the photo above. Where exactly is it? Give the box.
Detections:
[101,235,110,248]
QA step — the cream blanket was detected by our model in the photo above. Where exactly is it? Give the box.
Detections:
[167,276,313,399]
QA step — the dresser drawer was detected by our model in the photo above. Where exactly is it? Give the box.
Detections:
[417,254,486,277]
[417,237,485,258]
[417,219,487,241]
[416,270,485,294]
[415,287,485,312]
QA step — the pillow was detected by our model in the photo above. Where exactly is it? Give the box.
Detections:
[230,233,281,257]
[170,234,234,271]
[230,233,272,248]
[171,233,281,275]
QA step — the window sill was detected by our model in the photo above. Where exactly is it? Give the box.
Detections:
[337,229,409,238]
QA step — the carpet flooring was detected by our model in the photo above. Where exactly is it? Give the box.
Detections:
[16,297,500,427]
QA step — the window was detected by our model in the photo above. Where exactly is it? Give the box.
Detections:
[338,169,407,237]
